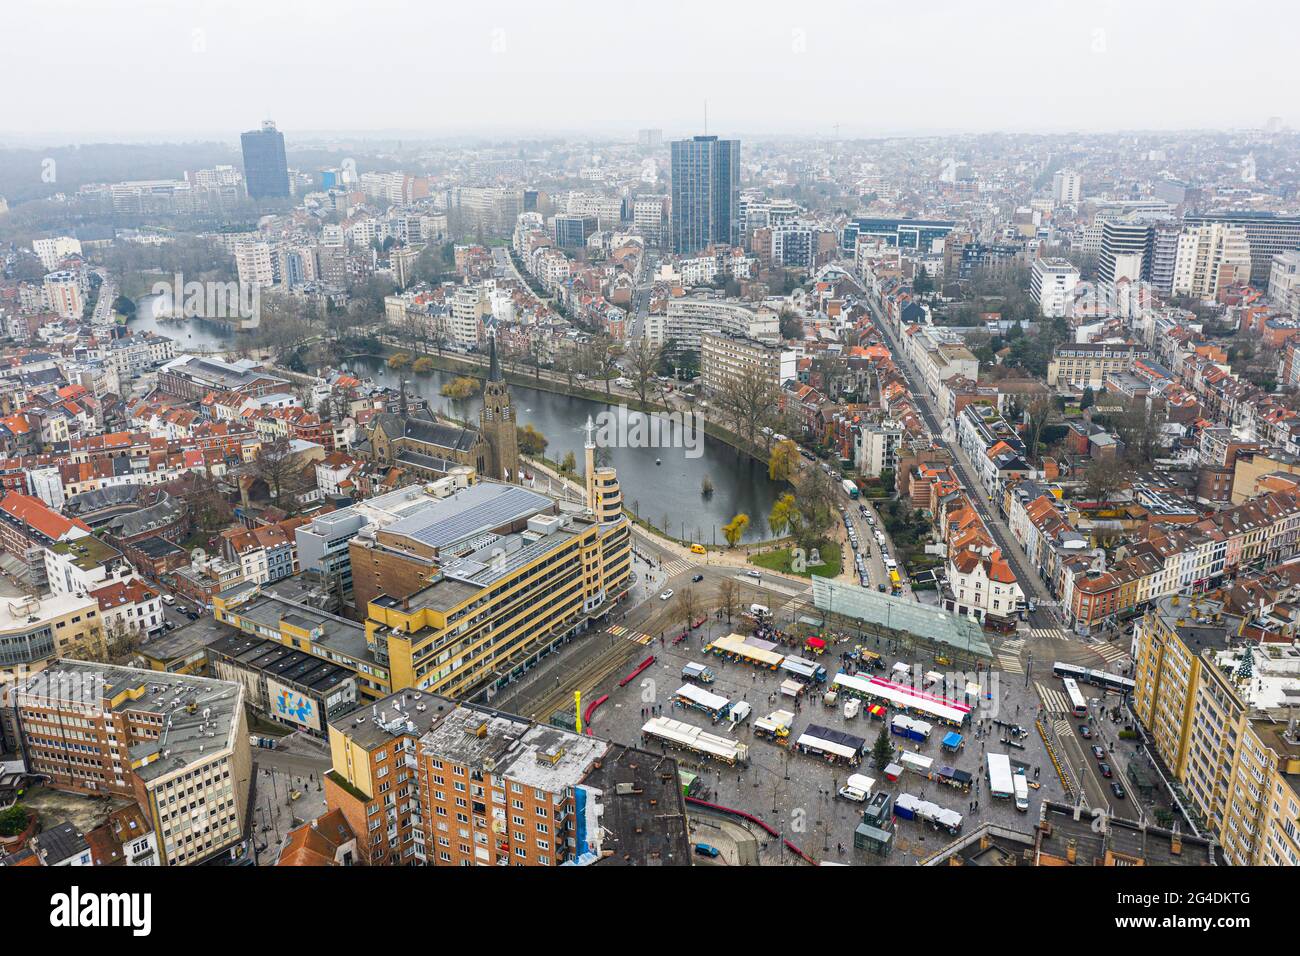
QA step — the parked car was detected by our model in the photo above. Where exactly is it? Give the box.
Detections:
[693,843,720,858]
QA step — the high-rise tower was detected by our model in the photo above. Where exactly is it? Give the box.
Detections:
[240,119,290,199]
[670,135,740,254]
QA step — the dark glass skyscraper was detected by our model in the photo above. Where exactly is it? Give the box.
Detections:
[240,120,290,199]
[670,135,739,255]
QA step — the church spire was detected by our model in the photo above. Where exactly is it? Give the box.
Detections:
[488,332,503,382]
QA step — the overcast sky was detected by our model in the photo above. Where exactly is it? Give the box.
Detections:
[4,0,1296,143]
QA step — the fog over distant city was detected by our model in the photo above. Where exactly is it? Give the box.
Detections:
[3,0,1296,143]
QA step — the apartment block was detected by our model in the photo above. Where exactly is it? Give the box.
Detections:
[13,660,251,866]
[1046,343,1150,389]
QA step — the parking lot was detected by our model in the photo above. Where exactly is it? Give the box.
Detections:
[582,612,1072,865]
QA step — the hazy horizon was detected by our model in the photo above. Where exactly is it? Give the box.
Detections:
[3,0,1296,144]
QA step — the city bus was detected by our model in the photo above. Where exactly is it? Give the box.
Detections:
[1063,677,1088,718]
[1054,661,1135,696]
[1052,661,1090,683]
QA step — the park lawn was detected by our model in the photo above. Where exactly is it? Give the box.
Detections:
[750,544,842,579]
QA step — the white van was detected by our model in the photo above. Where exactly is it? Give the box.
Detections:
[843,698,860,720]
[749,603,771,619]
[161,594,176,606]
[1013,772,1030,812]
[836,773,876,803]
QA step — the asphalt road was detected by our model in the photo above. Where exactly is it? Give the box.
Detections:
[862,293,1060,629]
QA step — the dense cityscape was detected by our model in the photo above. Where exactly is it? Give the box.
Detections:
[0,1,1292,934]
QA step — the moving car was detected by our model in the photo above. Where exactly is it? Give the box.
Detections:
[1078,725,1092,739]
[1110,782,1126,800]
[693,843,720,858]
[1092,745,1106,760]
[691,573,704,583]
[1099,763,1113,778]
[660,589,674,600]
[690,543,706,555]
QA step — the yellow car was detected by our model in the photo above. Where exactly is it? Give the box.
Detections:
[690,544,706,555]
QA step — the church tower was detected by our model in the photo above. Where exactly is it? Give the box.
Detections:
[479,333,519,482]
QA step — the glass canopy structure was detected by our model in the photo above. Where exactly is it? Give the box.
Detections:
[810,576,994,659]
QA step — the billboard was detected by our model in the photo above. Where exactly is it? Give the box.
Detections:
[266,678,321,732]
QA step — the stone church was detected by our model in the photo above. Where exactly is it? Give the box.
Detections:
[365,334,519,483]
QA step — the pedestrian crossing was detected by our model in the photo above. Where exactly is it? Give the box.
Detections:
[996,652,1025,675]
[1092,641,1131,666]
[660,559,692,578]
[995,637,1025,674]
[1028,627,1072,641]
[607,624,653,646]
[1035,681,1071,715]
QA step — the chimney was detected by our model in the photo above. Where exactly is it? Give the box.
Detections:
[1170,833,1182,856]
[1066,839,1077,864]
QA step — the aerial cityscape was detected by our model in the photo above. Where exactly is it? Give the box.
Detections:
[0,0,1290,928]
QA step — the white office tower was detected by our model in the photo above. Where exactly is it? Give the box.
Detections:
[1052,169,1082,205]
[1171,224,1253,300]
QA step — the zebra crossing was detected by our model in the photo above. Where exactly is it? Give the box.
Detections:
[1035,681,1072,715]
[1028,627,1072,641]
[995,638,1025,675]
[607,624,652,646]
[660,559,692,578]
[1092,641,1131,666]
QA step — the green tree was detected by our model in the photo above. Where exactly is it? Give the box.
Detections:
[871,725,894,772]
[1080,386,1095,411]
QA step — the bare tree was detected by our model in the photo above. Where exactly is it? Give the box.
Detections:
[254,436,311,513]
[674,587,700,636]
[718,577,741,625]
[625,337,662,408]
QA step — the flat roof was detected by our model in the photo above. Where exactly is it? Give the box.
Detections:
[17,660,242,785]
[207,633,354,695]
[418,705,606,792]
[583,745,691,866]
[329,689,455,749]
[224,588,372,664]
[383,481,553,554]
